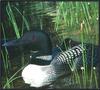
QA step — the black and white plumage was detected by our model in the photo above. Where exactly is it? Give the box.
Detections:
[22,44,85,87]
[2,30,99,88]
[51,44,85,71]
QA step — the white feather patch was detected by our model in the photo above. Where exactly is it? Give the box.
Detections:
[21,64,56,87]
[36,55,52,61]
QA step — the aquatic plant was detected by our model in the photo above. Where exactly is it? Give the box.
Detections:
[1,1,99,89]
[52,2,99,88]
[1,2,30,88]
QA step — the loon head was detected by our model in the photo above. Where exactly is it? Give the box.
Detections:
[2,30,53,65]
[2,30,52,55]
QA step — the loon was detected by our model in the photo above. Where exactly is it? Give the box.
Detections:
[2,30,99,88]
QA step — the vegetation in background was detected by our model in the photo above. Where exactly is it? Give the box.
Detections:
[1,1,99,89]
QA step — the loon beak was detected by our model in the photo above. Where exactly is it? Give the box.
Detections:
[2,39,19,46]
[2,39,30,47]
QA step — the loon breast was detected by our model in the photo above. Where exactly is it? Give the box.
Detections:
[22,64,56,87]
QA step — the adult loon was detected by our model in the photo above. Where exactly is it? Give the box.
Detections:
[2,30,99,88]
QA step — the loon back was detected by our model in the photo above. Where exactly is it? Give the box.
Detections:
[51,43,100,71]
[51,44,85,73]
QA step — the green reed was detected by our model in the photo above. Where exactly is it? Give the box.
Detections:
[1,1,99,89]
[1,23,13,88]
[53,2,99,88]
[3,65,27,88]
[6,2,20,38]
[1,2,30,88]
